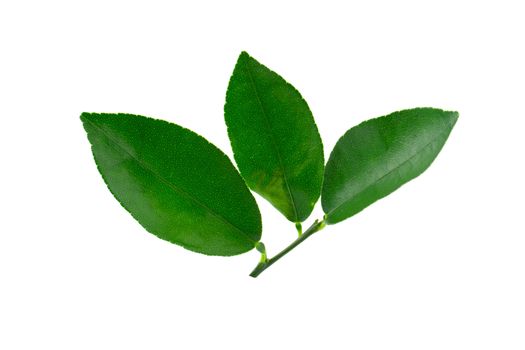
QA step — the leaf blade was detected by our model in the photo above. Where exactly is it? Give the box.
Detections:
[81,113,262,256]
[224,52,324,222]
[322,108,458,224]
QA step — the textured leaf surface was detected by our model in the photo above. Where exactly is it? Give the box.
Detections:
[224,52,324,223]
[322,108,458,224]
[81,113,261,256]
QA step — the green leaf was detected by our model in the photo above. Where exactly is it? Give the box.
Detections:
[322,108,458,224]
[81,113,262,256]
[224,51,324,223]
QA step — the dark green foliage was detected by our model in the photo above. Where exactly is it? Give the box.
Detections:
[322,108,458,224]
[81,53,458,276]
[224,52,324,223]
[81,113,261,256]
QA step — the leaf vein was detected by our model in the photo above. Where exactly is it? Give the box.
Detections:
[327,130,449,217]
[84,118,256,243]
[242,60,300,222]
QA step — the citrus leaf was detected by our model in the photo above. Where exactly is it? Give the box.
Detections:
[81,113,262,256]
[322,108,458,224]
[224,52,324,223]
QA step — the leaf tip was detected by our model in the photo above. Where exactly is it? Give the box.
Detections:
[80,112,101,126]
[445,110,459,128]
[80,112,90,122]
[237,51,253,65]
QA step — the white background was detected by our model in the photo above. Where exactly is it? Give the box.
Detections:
[1,1,524,349]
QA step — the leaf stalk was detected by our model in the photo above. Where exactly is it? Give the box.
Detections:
[249,219,326,278]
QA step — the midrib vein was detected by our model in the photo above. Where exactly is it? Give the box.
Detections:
[85,119,254,242]
[327,131,448,217]
[243,62,300,222]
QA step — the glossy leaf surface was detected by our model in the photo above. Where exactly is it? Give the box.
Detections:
[224,52,324,223]
[81,113,262,256]
[322,108,458,224]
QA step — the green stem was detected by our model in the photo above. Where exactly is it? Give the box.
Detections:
[249,219,326,278]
